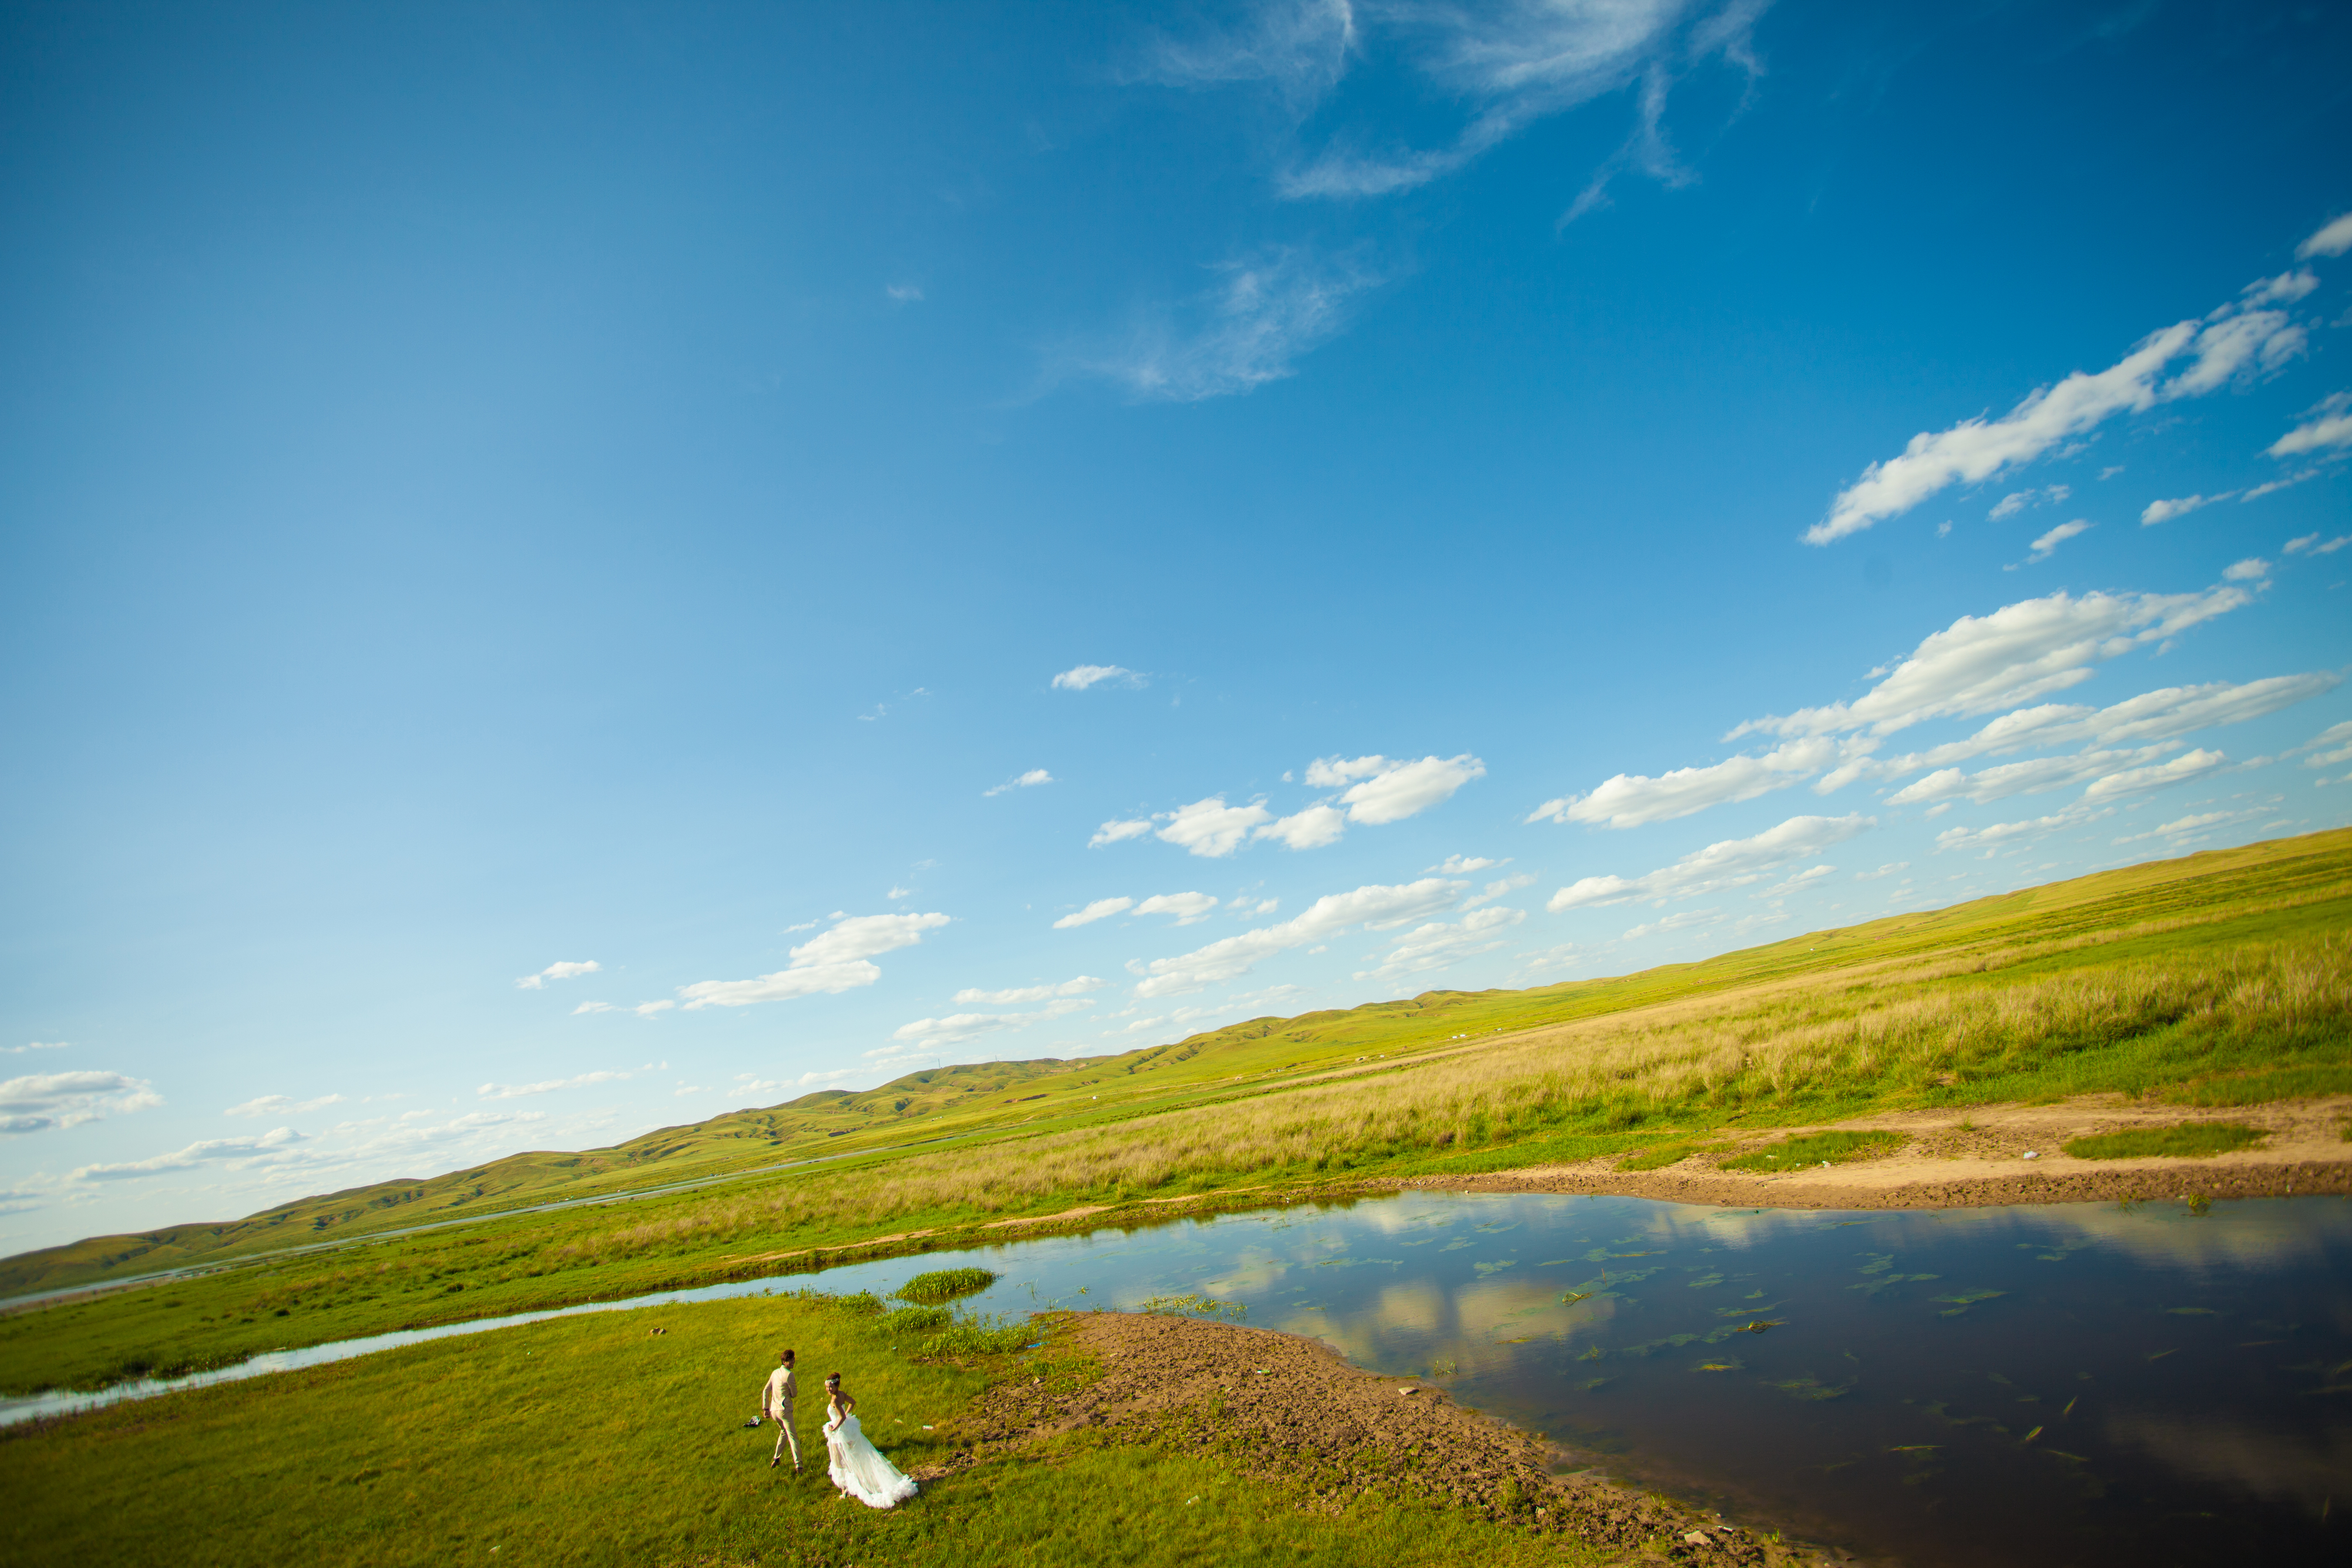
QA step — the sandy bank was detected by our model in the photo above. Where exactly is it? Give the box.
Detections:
[1406,1094,2352,1211]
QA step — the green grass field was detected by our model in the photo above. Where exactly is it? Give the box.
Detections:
[5,829,2349,1404]
[0,1291,1606,1568]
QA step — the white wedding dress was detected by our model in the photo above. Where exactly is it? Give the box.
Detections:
[825,1409,918,1509]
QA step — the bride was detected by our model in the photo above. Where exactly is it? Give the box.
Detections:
[822,1373,919,1509]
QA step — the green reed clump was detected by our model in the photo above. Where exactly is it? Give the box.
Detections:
[896,1267,998,1304]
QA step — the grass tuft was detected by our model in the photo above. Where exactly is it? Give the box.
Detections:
[2061,1122,2269,1160]
[897,1268,999,1304]
[2161,1063,2352,1106]
[1718,1130,1907,1172]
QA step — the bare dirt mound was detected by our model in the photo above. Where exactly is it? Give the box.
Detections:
[924,1310,1817,1565]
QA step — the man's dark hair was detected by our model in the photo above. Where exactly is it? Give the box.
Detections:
[782,1349,794,1363]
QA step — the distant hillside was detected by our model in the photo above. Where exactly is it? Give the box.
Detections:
[8,826,2346,1300]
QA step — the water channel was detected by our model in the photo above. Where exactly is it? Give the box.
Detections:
[9,1190,2348,1567]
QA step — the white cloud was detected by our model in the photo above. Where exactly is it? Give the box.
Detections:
[1622,908,1722,941]
[887,993,1096,1050]
[2297,721,2352,769]
[983,769,1055,797]
[1072,246,1378,402]
[1527,735,1844,829]
[1752,864,1837,900]
[2026,520,2091,562]
[0,1071,163,1135]
[634,1001,675,1017]
[1870,673,2339,776]
[477,1070,632,1100]
[1054,897,1135,929]
[1255,803,1349,849]
[1259,0,1767,213]
[3,1042,68,1055]
[952,976,1108,1006]
[1933,805,2112,854]
[2267,392,2352,457]
[1886,744,2179,807]
[517,960,600,990]
[1547,813,1873,912]
[2113,809,2257,846]
[2079,748,2231,802]
[1853,862,1909,880]
[886,283,924,302]
[2285,533,2351,557]
[1130,877,1465,998]
[2221,557,2270,583]
[1990,484,2069,519]
[71,1126,305,1182]
[2296,213,2352,259]
[1309,753,1485,824]
[1736,587,2251,740]
[1052,664,1142,691]
[571,1001,614,1015]
[1137,0,1356,103]
[1810,277,2309,544]
[2244,269,2319,304]
[1155,796,1274,857]
[1357,907,1527,983]
[1135,892,1221,925]
[2242,471,2321,503]
[224,1093,346,1119]
[2140,493,2231,526]
[1430,855,1501,874]
[677,912,951,1009]
[1461,872,1537,910]
[1090,818,1154,847]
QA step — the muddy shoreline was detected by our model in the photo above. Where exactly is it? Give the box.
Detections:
[929,1310,1819,1565]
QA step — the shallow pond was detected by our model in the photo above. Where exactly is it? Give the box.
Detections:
[9,1190,2348,1567]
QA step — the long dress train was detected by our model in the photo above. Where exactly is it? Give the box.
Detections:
[824,1412,919,1509]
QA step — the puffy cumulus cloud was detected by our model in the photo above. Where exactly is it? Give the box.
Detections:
[1051,664,1141,691]
[1135,892,1221,925]
[1735,587,2251,740]
[2025,520,2092,562]
[477,1071,632,1100]
[224,1092,346,1119]
[983,768,1055,797]
[1358,908,1527,983]
[1090,818,1153,848]
[1810,273,2311,545]
[1547,814,1873,912]
[1869,674,2339,776]
[71,1125,306,1181]
[2141,493,2230,526]
[2296,213,2352,260]
[1130,878,1466,998]
[1155,797,1274,858]
[1069,246,1379,402]
[2222,558,2270,583]
[952,976,1108,1006]
[0,1070,163,1135]
[2267,392,2352,458]
[1053,897,1134,929]
[678,913,950,1009]
[1303,753,1485,824]
[1255,803,1348,849]
[1527,736,1845,830]
[517,960,600,990]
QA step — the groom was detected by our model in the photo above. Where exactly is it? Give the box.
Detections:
[759,1349,801,1471]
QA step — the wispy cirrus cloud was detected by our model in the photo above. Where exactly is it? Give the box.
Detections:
[1064,246,1379,402]
[983,768,1055,797]
[1548,813,1873,911]
[1051,664,1142,691]
[517,960,600,990]
[477,1070,632,1100]
[1130,877,1465,998]
[224,1092,347,1119]
[70,1126,305,1181]
[677,912,951,1009]
[1357,906,1526,983]
[1,1070,163,1136]
[2267,391,2352,458]
[952,976,1108,1006]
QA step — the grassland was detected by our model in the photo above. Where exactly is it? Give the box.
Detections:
[0,1291,1610,1568]
[5,829,2350,1401]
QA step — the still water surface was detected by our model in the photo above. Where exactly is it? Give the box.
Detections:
[10,1191,2347,1566]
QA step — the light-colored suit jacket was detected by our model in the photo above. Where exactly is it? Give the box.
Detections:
[763,1364,797,1418]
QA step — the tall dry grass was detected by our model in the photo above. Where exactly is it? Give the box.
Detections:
[563,928,2350,1261]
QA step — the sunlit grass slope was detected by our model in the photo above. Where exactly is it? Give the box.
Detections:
[0,1292,1603,1568]
[4,829,2347,1396]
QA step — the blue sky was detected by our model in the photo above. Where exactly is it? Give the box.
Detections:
[5,0,2349,1253]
